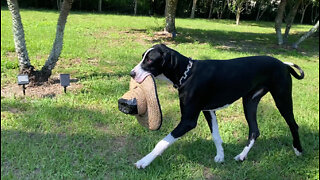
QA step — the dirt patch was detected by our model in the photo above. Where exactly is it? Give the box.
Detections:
[1,76,82,99]
[203,167,220,180]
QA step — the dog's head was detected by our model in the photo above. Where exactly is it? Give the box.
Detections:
[130,44,172,83]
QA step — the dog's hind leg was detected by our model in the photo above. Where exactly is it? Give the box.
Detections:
[235,89,267,161]
[271,85,303,156]
[203,110,224,163]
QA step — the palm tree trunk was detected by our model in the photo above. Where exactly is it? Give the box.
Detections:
[164,0,179,33]
[40,0,73,81]
[7,0,34,74]
[275,0,287,45]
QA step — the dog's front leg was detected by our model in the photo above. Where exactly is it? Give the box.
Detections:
[135,106,200,169]
[135,133,177,169]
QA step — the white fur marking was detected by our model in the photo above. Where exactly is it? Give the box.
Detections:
[293,146,302,156]
[131,48,154,83]
[284,62,294,66]
[209,111,224,163]
[252,88,264,99]
[135,133,177,169]
[234,139,255,161]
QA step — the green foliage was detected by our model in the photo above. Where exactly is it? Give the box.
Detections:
[1,9,319,179]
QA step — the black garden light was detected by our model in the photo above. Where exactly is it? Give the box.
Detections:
[17,74,29,95]
[60,74,70,93]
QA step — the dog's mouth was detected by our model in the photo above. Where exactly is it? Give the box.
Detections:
[134,71,151,83]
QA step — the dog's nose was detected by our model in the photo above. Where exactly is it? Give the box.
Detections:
[130,71,136,78]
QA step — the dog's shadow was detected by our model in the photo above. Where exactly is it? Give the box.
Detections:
[171,127,318,173]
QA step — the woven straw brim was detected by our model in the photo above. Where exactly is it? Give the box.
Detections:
[130,75,162,130]
[120,75,162,130]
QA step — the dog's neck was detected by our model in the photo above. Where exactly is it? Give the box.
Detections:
[162,54,193,88]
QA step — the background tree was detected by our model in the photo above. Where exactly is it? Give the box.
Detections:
[275,0,287,45]
[98,0,102,12]
[255,0,271,21]
[299,0,312,24]
[164,0,179,33]
[190,0,198,18]
[292,20,319,48]
[134,0,138,15]
[227,0,248,25]
[7,0,73,83]
[310,0,319,24]
[283,0,303,43]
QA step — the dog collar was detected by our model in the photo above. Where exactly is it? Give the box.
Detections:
[174,59,193,89]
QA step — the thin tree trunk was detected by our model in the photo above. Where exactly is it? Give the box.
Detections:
[134,0,138,15]
[283,0,302,43]
[208,0,214,19]
[7,0,33,74]
[275,0,287,45]
[235,1,243,25]
[190,0,197,18]
[164,0,178,33]
[256,2,262,21]
[98,0,102,12]
[40,0,73,80]
[293,20,319,49]
[300,0,311,24]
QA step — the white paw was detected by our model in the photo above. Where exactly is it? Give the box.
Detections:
[135,159,149,169]
[293,147,302,156]
[214,154,224,163]
[134,153,155,169]
[234,153,247,161]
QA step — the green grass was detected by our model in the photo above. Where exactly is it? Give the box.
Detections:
[1,8,319,179]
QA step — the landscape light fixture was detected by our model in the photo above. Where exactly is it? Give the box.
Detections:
[17,74,29,95]
[60,74,70,93]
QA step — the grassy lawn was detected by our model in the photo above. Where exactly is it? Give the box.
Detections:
[1,9,319,179]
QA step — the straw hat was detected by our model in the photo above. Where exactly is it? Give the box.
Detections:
[118,75,162,130]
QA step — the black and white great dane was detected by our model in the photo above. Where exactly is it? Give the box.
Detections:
[130,44,304,169]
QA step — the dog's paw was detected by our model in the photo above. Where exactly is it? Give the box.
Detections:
[135,159,150,169]
[134,153,155,169]
[214,154,224,163]
[293,146,302,156]
[234,154,247,161]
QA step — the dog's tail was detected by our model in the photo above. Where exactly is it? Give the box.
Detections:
[284,62,305,80]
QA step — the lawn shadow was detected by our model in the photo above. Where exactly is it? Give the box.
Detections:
[145,27,319,60]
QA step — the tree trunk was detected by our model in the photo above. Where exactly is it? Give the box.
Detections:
[283,0,302,43]
[190,0,197,19]
[236,7,240,25]
[256,2,262,21]
[164,0,178,33]
[293,20,319,49]
[98,0,102,12]
[134,0,138,15]
[208,0,214,19]
[40,0,73,81]
[275,0,287,45]
[7,0,34,74]
[235,2,243,25]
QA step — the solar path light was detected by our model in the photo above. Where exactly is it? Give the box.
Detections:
[60,74,70,93]
[17,74,29,95]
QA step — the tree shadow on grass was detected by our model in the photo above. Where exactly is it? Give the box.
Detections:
[1,95,318,179]
[146,27,319,60]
